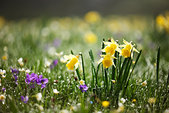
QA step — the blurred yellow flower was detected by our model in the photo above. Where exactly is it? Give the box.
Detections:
[102,101,110,108]
[156,13,169,33]
[64,54,79,70]
[2,55,7,61]
[0,16,5,28]
[156,15,166,28]
[132,99,136,103]
[84,32,97,44]
[84,11,101,23]
[148,97,156,104]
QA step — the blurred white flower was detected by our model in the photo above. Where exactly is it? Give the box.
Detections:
[19,68,25,72]
[35,104,44,111]
[53,89,59,94]
[120,98,126,103]
[25,69,31,74]
[45,59,51,67]
[35,93,42,101]
[55,51,63,57]
[0,69,6,78]
[18,58,24,66]
[59,109,69,113]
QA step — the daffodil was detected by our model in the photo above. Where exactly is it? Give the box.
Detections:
[84,11,101,23]
[98,54,116,68]
[102,39,121,55]
[120,39,139,58]
[64,54,79,70]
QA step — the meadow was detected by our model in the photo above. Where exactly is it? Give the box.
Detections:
[0,11,169,113]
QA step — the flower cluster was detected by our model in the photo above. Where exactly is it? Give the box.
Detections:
[99,39,139,68]
[25,73,48,88]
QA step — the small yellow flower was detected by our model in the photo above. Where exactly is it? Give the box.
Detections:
[132,99,136,103]
[84,32,97,44]
[103,39,121,55]
[102,101,110,108]
[148,97,156,104]
[2,55,7,61]
[84,11,101,23]
[64,54,79,70]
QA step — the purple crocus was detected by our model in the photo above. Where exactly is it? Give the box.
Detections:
[21,96,28,103]
[79,84,88,92]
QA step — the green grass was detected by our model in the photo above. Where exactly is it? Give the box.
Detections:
[0,16,169,113]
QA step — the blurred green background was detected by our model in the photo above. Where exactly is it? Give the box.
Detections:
[1,0,169,19]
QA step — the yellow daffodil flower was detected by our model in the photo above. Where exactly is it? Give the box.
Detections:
[64,54,79,70]
[120,39,139,58]
[98,54,116,68]
[103,39,121,55]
